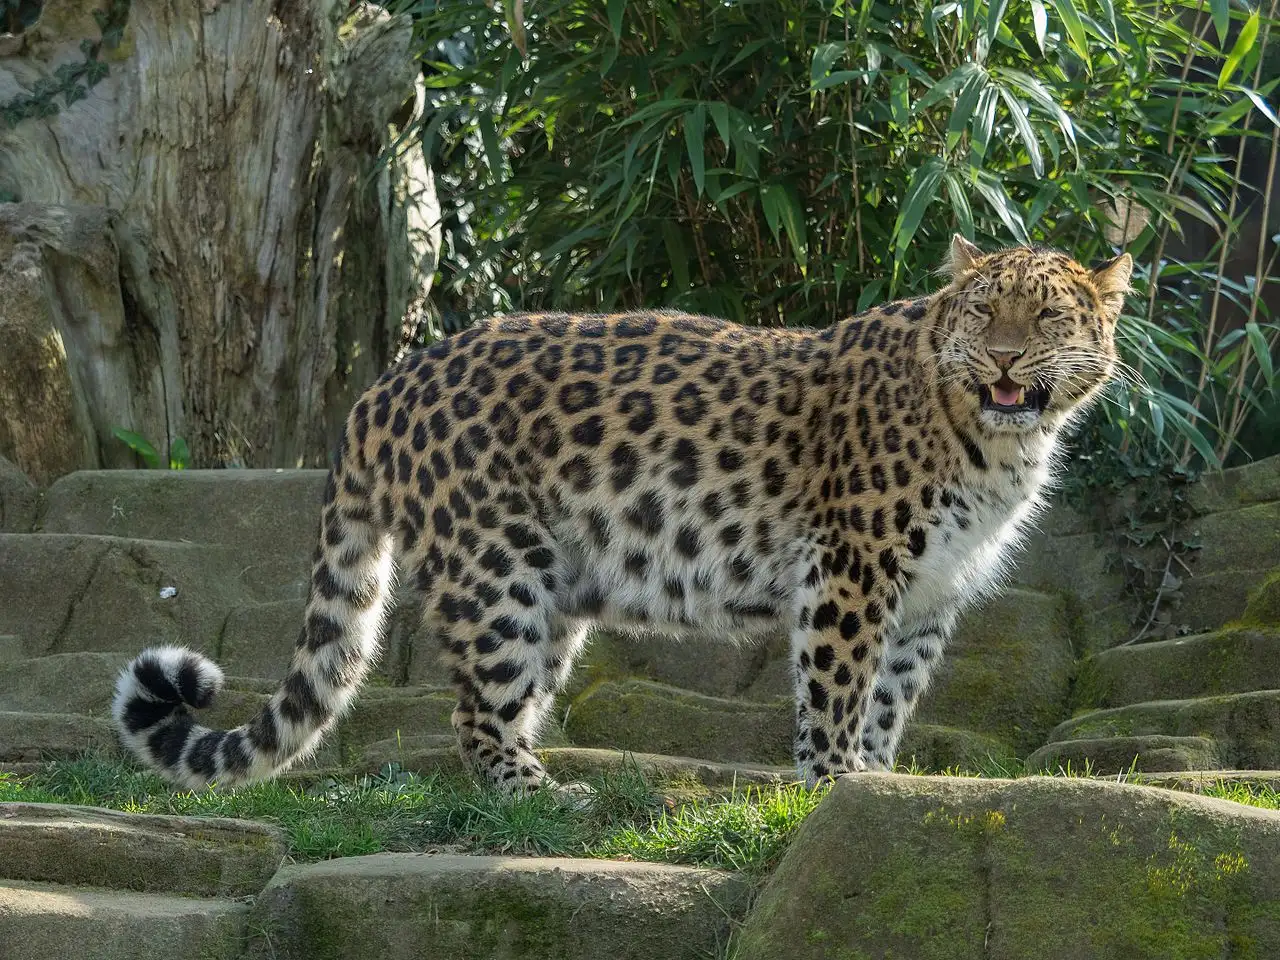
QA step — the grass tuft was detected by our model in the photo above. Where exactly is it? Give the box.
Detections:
[0,754,822,873]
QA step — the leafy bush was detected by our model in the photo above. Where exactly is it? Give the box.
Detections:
[408,0,1279,471]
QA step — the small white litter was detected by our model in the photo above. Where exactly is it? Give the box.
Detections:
[159,586,178,599]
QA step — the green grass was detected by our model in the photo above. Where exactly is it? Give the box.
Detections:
[0,754,827,874]
[4,754,1277,877]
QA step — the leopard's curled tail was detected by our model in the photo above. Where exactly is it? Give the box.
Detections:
[112,441,391,789]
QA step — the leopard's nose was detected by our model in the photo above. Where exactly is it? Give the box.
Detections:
[988,350,1024,371]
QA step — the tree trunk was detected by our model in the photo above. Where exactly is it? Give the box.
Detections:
[0,0,439,482]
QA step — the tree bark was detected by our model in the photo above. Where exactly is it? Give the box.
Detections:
[0,0,439,481]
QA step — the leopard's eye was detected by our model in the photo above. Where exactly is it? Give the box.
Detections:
[972,303,993,316]
[1037,308,1059,321]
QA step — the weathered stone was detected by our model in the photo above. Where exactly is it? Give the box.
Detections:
[920,587,1074,753]
[1025,735,1222,775]
[245,854,750,960]
[737,773,1280,960]
[1187,454,1280,515]
[565,629,783,701]
[1127,770,1280,793]
[1190,502,1280,577]
[336,688,459,762]
[562,680,793,765]
[41,470,327,574]
[897,724,1012,772]
[1243,571,1280,626]
[0,455,38,532]
[0,881,248,960]
[1174,568,1278,634]
[0,652,129,714]
[221,597,414,686]
[0,711,115,761]
[0,533,275,657]
[1076,628,1280,709]
[541,747,792,789]
[1047,690,1280,769]
[0,803,284,897]
[355,734,463,778]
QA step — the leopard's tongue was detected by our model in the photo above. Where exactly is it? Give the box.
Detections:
[992,384,1023,406]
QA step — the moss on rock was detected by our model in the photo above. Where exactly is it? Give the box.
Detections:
[737,774,1280,960]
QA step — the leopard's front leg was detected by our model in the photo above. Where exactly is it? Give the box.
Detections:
[857,609,959,771]
[790,573,897,786]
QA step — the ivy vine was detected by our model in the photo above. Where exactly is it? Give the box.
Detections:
[1,0,131,131]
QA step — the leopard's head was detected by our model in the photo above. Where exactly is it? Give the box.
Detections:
[930,235,1131,436]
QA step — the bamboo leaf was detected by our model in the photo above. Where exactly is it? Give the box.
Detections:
[1209,0,1230,44]
[998,87,1044,177]
[944,171,975,240]
[1031,0,1048,53]
[1220,12,1261,90]
[608,0,627,42]
[1049,0,1092,70]
[811,42,845,91]
[1246,322,1276,390]
[892,157,946,258]
[684,105,707,197]
[947,70,988,150]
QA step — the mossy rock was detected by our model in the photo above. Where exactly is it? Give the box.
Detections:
[562,679,793,765]
[920,588,1073,753]
[0,534,269,657]
[40,469,327,582]
[1076,628,1280,710]
[0,802,284,898]
[334,688,458,761]
[1242,571,1280,626]
[0,455,38,533]
[1188,454,1280,515]
[0,881,248,960]
[897,724,1012,773]
[1189,503,1280,581]
[561,628,785,702]
[244,853,750,960]
[737,773,1280,960]
[0,652,129,715]
[1047,690,1280,769]
[0,711,116,762]
[1025,735,1222,776]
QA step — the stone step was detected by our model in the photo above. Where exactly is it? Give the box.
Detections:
[560,678,1008,771]
[0,712,117,762]
[354,738,795,790]
[0,803,284,897]
[1076,627,1280,709]
[0,653,129,715]
[246,853,750,960]
[1046,690,1280,769]
[0,881,247,960]
[737,772,1280,960]
[1123,769,1280,793]
[1025,735,1222,776]
[0,533,300,658]
[0,456,38,533]
[41,469,326,563]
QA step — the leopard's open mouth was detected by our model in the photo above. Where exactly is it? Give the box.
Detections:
[977,375,1050,414]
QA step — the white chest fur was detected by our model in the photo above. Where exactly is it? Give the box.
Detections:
[896,454,1052,632]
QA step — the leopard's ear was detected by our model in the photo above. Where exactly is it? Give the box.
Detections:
[1091,253,1133,319]
[944,234,983,279]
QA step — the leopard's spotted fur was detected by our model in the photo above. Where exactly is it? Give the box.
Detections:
[114,236,1132,791]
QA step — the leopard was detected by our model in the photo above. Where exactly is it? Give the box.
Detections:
[112,235,1132,794]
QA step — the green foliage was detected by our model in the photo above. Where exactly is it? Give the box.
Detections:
[112,427,191,470]
[409,0,1280,472]
[0,0,131,131]
[0,753,823,872]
